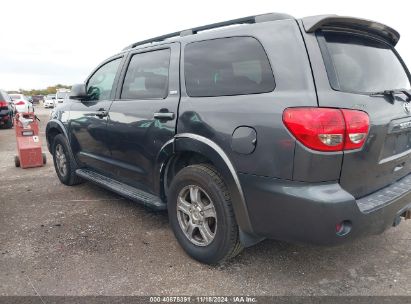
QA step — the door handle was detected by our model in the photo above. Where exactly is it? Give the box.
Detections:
[154,112,175,120]
[95,110,108,118]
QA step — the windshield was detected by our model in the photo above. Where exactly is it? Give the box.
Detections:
[320,32,411,93]
[47,95,56,99]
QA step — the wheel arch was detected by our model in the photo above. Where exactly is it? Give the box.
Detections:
[155,133,260,244]
[46,119,69,153]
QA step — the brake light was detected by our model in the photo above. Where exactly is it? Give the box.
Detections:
[15,101,25,105]
[0,101,7,107]
[341,109,370,150]
[283,108,369,152]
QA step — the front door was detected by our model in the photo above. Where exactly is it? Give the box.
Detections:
[106,43,180,193]
[69,57,123,174]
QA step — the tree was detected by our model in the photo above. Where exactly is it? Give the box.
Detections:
[10,84,72,96]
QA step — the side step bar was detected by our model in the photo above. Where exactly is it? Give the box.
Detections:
[76,169,167,211]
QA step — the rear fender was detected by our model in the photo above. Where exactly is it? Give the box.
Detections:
[155,133,261,245]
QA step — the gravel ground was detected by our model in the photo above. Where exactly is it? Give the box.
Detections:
[0,107,410,296]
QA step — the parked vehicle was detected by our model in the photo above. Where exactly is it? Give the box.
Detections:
[46,13,411,264]
[44,94,56,108]
[0,90,14,128]
[9,94,33,113]
[55,90,70,105]
[31,95,44,104]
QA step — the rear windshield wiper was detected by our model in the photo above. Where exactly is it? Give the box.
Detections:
[370,89,411,102]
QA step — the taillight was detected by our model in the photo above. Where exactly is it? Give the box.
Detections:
[341,109,369,150]
[283,107,369,152]
[15,101,25,105]
[0,101,7,107]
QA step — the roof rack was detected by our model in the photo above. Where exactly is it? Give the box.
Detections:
[122,13,293,50]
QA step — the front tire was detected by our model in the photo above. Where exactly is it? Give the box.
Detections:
[168,164,243,264]
[52,134,83,186]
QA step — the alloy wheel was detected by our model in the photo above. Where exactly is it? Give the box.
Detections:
[55,144,68,177]
[176,185,217,246]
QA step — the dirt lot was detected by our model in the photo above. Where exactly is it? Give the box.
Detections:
[0,107,410,296]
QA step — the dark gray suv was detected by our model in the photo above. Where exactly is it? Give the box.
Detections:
[46,13,411,264]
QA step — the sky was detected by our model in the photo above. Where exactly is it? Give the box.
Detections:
[1,0,410,91]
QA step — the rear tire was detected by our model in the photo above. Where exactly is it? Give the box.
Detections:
[52,134,83,186]
[42,153,47,165]
[168,164,243,264]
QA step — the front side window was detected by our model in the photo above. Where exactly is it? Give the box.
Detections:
[87,58,122,101]
[320,32,411,93]
[184,37,275,97]
[121,49,170,100]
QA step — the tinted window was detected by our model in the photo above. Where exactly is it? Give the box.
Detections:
[0,91,11,103]
[184,37,275,97]
[121,49,170,99]
[87,58,122,101]
[321,32,411,93]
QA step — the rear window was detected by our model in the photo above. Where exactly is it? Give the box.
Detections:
[319,32,411,93]
[184,37,275,97]
[9,94,21,100]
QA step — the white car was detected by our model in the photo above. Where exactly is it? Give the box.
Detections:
[55,91,70,105]
[44,94,56,108]
[9,94,34,113]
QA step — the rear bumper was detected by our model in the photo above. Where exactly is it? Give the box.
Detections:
[239,173,411,245]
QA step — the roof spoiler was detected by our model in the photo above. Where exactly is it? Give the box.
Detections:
[302,15,400,46]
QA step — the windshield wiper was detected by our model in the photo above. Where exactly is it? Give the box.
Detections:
[370,89,411,102]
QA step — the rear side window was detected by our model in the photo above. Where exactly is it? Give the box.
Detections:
[319,32,411,93]
[121,49,170,100]
[184,37,275,97]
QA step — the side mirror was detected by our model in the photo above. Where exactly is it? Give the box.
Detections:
[70,84,89,100]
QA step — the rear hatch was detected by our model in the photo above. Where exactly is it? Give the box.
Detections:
[303,17,411,198]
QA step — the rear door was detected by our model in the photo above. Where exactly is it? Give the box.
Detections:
[106,43,180,193]
[305,29,411,198]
